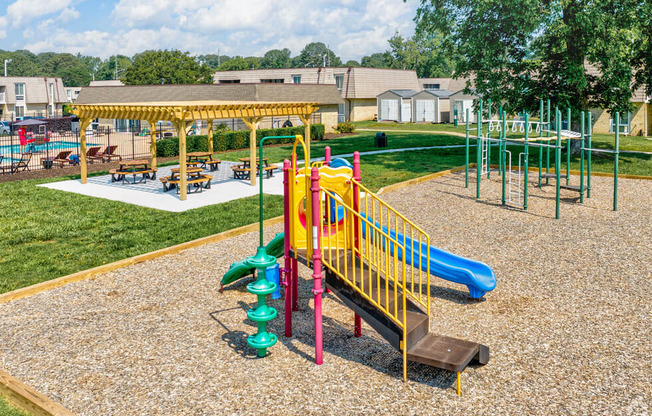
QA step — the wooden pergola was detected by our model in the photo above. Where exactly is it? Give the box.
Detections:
[71,101,318,200]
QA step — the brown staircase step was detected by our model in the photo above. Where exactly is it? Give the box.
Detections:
[407,334,489,373]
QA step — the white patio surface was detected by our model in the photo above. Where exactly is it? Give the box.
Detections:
[38,161,283,212]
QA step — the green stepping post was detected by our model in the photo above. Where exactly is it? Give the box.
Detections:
[246,247,278,357]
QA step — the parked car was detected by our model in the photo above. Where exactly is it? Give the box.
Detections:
[0,121,11,135]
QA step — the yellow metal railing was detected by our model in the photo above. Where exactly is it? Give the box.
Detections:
[318,181,431,381]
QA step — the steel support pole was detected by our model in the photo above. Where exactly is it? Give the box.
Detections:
[465,108,470,188]
[524,113,529,210]
[580,112,585,204]
[587,112,592,198]
[282,159,293,337]
[310,167,324,365]
[476,108,481,199]
[566,108,571,185]
[555,110,561,219]
[614,112,619,211]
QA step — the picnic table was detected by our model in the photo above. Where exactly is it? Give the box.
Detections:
[110,159,157,184]
[232,157,277,180]
[187,152,221,171]
[161,166,212,193]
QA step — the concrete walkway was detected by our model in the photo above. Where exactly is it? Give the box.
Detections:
[39,162,284,212]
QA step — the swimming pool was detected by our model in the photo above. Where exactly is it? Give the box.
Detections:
[0,141,99,157]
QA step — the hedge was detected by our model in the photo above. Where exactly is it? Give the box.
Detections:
[156,124,325,157]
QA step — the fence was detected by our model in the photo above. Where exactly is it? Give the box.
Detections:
[0,126,152,174]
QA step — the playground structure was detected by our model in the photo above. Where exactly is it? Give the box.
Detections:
[223,135,496,394]
[464,99,622,218]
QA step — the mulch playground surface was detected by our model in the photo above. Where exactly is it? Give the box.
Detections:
[0,170,649,415]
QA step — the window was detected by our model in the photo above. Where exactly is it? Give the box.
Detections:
[14,105,24,117]
[424,83,440,90]
[48,104,54,116]
[292,75,301,84]
[49,83,54,102]
[66,90,72,101]
[14,83,25,101]
[219,80,240,84]
[610,112,631,134]
[337,103,345,123]
[260,78,284,83]
[335,74,344,92]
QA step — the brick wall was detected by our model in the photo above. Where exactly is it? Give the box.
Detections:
[349,99,377,121]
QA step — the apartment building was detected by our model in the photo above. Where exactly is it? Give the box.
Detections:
[0,77,68,121]
[214,67,421,123]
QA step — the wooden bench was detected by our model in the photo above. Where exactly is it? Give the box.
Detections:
[202,159,221,171]
[161,174,213,193]
[231,165,250,180]
[110,168,157,184]
[261,164,277,178]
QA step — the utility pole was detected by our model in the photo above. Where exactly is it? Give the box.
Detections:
[4,59,11,77]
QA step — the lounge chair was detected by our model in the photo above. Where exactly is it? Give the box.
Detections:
[85,146,101,163]
[49,150,73,168]
[11,153,32,172]
[96,145,122,162]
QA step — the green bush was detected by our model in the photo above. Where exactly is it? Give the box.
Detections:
[335,122,355,133]
[156,124,325,157]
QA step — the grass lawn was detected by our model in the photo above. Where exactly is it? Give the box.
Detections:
[352,121,652,153]
[0,131,649,295]
[0,398,28,416]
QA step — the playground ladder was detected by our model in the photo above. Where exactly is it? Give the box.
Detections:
[506,150,525,207]
[480,138,489,177]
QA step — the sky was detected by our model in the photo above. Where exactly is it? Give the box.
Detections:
[0,0,419,61]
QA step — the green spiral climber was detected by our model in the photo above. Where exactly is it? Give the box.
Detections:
[245,246,278,357]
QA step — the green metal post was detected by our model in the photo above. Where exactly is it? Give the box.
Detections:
[546,100,551,184]
[501,110,506,206]
[587,112,592,198]
[497,106,501,177]
[566,108,571,185]
[555,109,561,219]
[524,112,529,210]
[476,108,481,199]
[614,112,619,211]
[487,98,492,121]
[580,111,585,204]
[465,108,470,188]
[539,99,543,188]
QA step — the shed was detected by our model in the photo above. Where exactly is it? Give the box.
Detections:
[376,90,417,122]
[428,90,454,123]
[410,90,440,123]
[450,90,480,123]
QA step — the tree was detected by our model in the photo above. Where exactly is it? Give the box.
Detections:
[386,32,454,78]
[293,42,342,67]
[260,49,292,69]
[414,0,642,115]
[0,51,40,76]
[361,53,391,68]
[41,53,92,86]
[344,60,360,67]
[96,55,132,81]
[632,1,652,99]
[197,54,232,69]
[216,56,261,71]
[124,50,213,85]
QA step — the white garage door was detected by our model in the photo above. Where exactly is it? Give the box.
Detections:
[380,99,398,121]
[401,101,411,122]
[415,100,435,122]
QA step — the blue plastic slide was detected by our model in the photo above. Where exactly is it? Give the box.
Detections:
[361,216,496,298]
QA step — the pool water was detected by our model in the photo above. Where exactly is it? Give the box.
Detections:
[0,141,99,156]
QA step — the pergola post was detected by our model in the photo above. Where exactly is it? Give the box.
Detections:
[242,116,264,186]
[176,120,192,201]
[298,114,312,162]
[79,118,92,184]
[207,119,214,154]
[148,119,158,168]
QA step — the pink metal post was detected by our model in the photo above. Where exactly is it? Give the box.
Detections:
[352,152,362,337]
[282,159,292,337]
[292,258,299,311]
[310,167,324,365]
[324,146,331,166]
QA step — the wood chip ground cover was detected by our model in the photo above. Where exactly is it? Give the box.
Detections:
[0,170,650,415]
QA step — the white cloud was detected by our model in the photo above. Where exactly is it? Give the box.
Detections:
[12,0,420,62]
[6,0,73,27]
[0,16,7,39]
